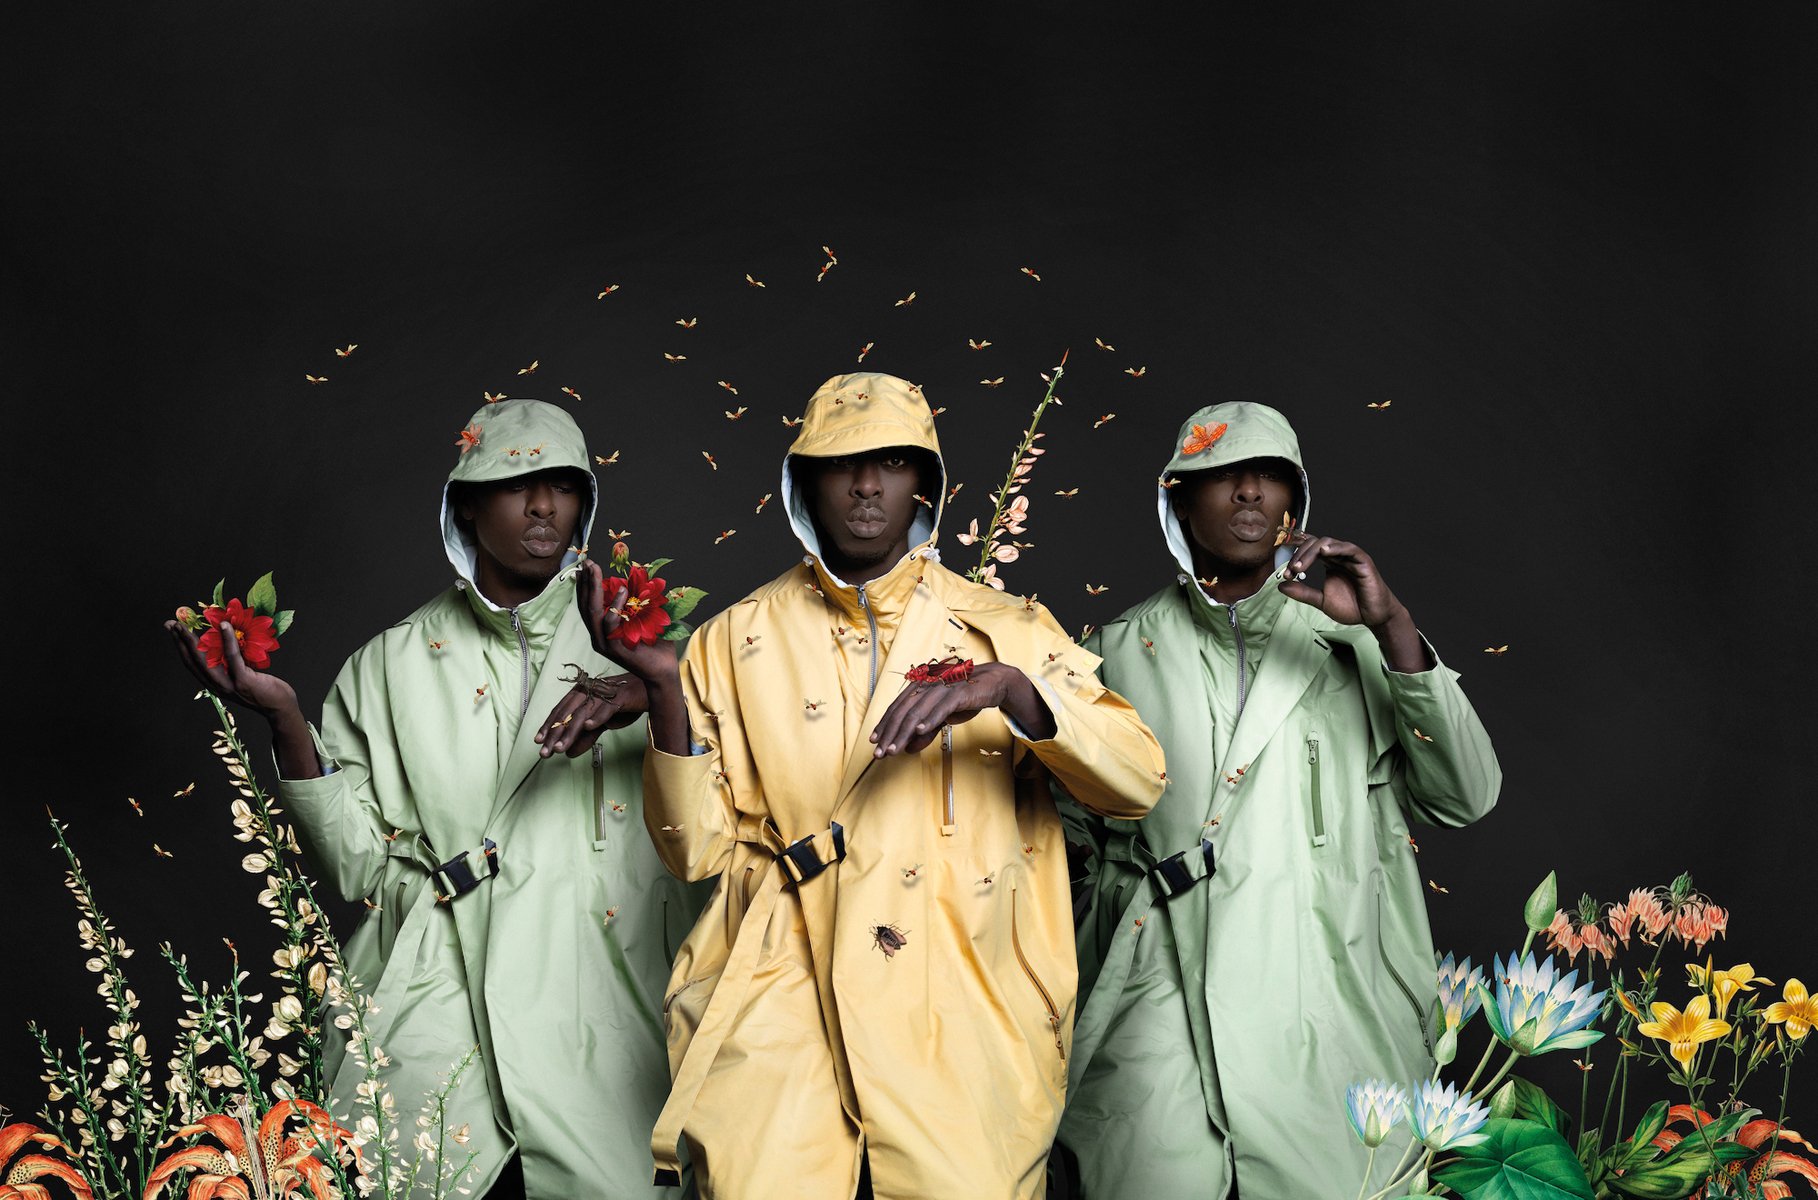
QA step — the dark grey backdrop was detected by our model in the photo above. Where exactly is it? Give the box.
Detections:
[5,0,1813,1134]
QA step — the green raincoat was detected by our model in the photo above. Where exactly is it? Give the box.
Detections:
[278,399,706,1198]
[1056,402,1501,1199]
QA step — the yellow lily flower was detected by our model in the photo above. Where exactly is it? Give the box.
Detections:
[1637,994,1732,1071]
[1686,960,1774,1020]
[1763,978,1817,1041]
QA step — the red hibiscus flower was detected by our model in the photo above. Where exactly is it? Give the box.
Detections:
[606,564,672,646]
[197,598,281,669]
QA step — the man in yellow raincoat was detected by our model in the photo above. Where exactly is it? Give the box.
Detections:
[541,372,1166,1199]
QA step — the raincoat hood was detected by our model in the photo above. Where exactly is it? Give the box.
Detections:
[780,372,943,587]
[439,398,597,612]
[1157,401,1310,603]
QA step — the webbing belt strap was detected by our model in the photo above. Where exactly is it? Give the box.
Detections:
[1067,839,1216,1094]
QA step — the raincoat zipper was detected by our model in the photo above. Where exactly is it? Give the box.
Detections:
[940,726,956,835]
[858,586,879,697]
[1011,886,1066,1060]
[593,743,607,841]
[1377,890,1434,1057]
[1307,733,1327,847]
[510,606,531,719]
[1227,604,1249,718]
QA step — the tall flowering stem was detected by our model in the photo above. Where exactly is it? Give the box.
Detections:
[44,814,168,1196]
[965,350,1067,589]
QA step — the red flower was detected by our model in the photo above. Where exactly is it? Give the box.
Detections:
[197,598,281,669]
[606,564,672,646]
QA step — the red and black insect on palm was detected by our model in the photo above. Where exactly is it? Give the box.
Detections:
[903,656,974,686]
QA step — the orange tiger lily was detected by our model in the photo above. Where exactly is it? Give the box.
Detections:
[0,1121,93,1200]
[144,1099,360,1200]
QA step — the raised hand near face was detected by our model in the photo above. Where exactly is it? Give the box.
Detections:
[1276,530,1434,672]
[869,661,1055,759]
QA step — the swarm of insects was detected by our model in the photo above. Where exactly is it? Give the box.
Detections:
[870,922,910,959]
[904,656,974,686]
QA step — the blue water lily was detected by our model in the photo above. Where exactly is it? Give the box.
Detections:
[1477,951,1606,1056]
[1409,1079,1492,1151]
[1436,952,1485,1032]
[1344,1078,1408,1148]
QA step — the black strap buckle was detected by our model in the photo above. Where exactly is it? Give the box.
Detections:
[434,838,500,899]
[1148,839,1216,900]
[776,821,846,884]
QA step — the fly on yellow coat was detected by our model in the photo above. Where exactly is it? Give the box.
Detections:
[642,373,1165,1199]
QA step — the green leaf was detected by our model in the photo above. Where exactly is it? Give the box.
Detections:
[641,557,674,575]
[246,571,279,618]
[664,587,706,622]
[660,620,692,643]
[1433,1118,1595,1200]
[1625,1102,1670,1158]
[1524,871,1559,933]
[1608,1147,1721,1198]
[1491,1078,1571,1136]
[212,578,226,608]
[273,610,295,638]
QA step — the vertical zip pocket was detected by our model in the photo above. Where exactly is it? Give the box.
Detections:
[1010,886,1066,1062]
[940,726,957,836]
[592,743,614,847]
[1377,889,1434,1058]
[1307,731,1328,848]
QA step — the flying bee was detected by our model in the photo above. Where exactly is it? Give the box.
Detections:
[1055,488,1079,497]
[173,782,196,798]
[893,291,916,307]
[1094,337,1115,351]
[1366,400,1392,410]
[663,352,686,362]
[718,380,739,395]
[980,377,1005,388]
[595,451,620,465]
[676,317,698,328]
[1428,879,1450,895]
[484,391,507,403]
[902,864,922,880]
[304,373,327,384]
[1085,584,1109,595]
[857,341,874,363]
[428,639,446,650]
[517,359,539,375]
[560,386,582,401]
[804,699,824,711]
[968,338,992,350]
[596,284,620,298]
[1124,366,1146,378]
[1093,414,1116,429]
[1019,266,1041,281]
[153,844,174,859]
[745,273,766,288]
[1413,728,1435,743]
[474,684,488,701]
[715,529,737,544]
[725,406,747,420]
[782,415,804,427]
[702,451,719,470]
[1484,645,1509,656]
[755,493,772,513]
[334,343,358,357]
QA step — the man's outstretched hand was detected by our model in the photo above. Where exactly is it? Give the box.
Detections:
[535,671,649,758]
[164,617,321,779]
[869,662,1055,759]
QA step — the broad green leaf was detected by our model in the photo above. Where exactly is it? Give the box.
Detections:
[664,587,706,622]
[1608,1147,1719,1198]
[661,620,693,643]
[642,557,674,575]
[212,578,226,608]
[274,610,295,637]
[247,570,278,617]
[1625,1102,1670,1159]
[1432,1118,1595,1200]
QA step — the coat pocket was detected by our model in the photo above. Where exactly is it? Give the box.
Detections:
[1010,885,1066,1063]
[940,725,957,836]
[591,742,615,848]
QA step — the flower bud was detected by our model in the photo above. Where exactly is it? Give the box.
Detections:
[1523,871,1558,933]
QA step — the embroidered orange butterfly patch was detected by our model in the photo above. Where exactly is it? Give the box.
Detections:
[1181,422,1228,455]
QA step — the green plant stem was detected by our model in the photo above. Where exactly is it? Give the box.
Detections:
[1461,1034,1501,1095]
[1364,1143,1435,1200]
[970,356,1064,582]
[1354,1146,1377,1200]
[1478,1049,1521,1101]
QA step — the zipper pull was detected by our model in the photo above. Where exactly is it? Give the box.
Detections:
[1307,735,1319,764]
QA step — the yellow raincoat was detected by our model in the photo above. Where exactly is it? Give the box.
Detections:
[641,373,1165,1200]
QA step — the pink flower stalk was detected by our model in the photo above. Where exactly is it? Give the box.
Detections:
[1545,910,1582,958]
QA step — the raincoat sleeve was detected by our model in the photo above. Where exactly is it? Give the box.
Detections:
[1367,631,1501,828]
[1051,629,1117,910]
[641,626,741,882]
[274,654,394,903]
[1005,607,1165,822]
